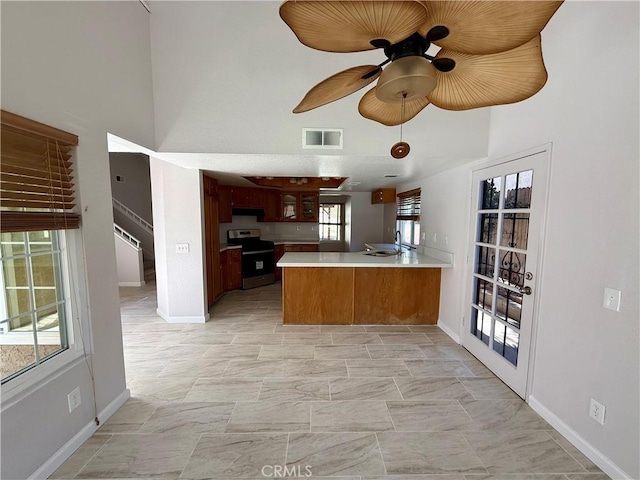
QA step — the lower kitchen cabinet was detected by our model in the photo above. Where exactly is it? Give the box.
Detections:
[284,244,319,252]
[220,248,243,292]
[274,244,285,281]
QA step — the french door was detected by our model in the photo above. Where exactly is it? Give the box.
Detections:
[462,148,550,398]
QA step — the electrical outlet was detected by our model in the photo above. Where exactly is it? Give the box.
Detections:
[175,243,189,254]
[68,387,81,413]
[602,287,621,312]
[589,398,605,425]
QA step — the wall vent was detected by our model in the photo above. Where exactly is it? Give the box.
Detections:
[302,128,343,149]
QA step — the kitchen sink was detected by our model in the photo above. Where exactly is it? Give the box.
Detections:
[364,249,401,257]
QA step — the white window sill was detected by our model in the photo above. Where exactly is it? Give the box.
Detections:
[1,348,86,410]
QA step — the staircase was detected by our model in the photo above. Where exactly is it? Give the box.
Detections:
[112,197,155,283]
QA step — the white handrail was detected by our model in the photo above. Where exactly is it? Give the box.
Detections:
[114,223,141,250]
[112,197,153,234]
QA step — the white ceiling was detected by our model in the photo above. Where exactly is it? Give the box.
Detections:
[116,1,509,191]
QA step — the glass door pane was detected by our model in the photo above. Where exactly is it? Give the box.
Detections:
[282,194,297,221]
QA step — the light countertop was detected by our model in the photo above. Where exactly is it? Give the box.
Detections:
[277,251,453,268]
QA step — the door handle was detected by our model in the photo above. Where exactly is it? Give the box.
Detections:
[520,286,532,295]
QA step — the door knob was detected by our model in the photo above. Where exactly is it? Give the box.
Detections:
[520,286,532,295]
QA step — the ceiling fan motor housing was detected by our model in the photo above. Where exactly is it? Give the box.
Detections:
[376,56,437,103]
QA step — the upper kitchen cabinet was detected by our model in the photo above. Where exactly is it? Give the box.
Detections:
[232,186,263,208]
[281,192,319,222]
[219,185,232,223]
[371,188,396,204]
[260,189,281,222]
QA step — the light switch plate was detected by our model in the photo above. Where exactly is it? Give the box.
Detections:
[603,287,621,312]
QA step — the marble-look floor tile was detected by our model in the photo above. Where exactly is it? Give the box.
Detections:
[379,333,432,345]
[332,333,383,345]
[405,360,475,377]
[77,433,199,478]
[127,377,196,402]
[184,378,263,402]
[426,334,458,345]
[258,345,314,359]
[223,359,288,377]
[329,377,403,401]
[364,476,465,480]
[157,358,229,378]
[180,433,288,479]
[285,359,348,377]
[407,325,443,333]
[50,434,111,479]
[387,401,478,431]
[320,325,366,333]
[225,323,278,334]
[564,474,610,480]
[311,400,394,432]
[346,359,411,377]
[546,431,604,473]
[231,333,283,345]
[460,399,549,431]
[367,344,426,359]
[363,325,412,333]
[464,430,586,473]
[259,378,330,401]
[282,333,333,345]
[202,345,261,360]
[314,345,371,359]
[378,431,486,474]
[139,402,235,434]
[273,324,321,333]
[178,332,236,345]
[98,399,158,433]
[286,432,386,476]
[420,345,477,361]
[226,401,310,432]
[459,378,519,400]
[394,377,473,400]
[462,359,496,378]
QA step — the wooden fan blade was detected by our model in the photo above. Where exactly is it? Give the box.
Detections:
[427,36,548,111]
[420,1,563,54]
[358,87,430,126]
[280,1,427,53]
[294,65,381,113]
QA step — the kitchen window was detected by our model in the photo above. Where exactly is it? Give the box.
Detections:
[396,188,421,247]
[319,203,344,241]
[0,110,81,393]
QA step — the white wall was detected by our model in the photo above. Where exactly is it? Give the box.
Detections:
[397,3,639,477]
[114,235,145,287]
[109,153,153,223]
[151,159,207,323]
[345,192,385,251]
[0,2,156,478]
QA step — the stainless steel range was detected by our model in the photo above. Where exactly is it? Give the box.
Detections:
[227,229,275,289]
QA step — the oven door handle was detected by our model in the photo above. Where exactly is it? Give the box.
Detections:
[242,249,275,256]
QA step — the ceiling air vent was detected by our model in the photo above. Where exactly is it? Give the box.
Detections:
[302,128,343,150]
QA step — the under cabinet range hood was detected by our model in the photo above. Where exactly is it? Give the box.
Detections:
[232,207,266,217]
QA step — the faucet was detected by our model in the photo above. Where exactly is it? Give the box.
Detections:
[395,230,402,252]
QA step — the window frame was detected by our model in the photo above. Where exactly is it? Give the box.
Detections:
[396,188,421,248]
[319,202,345,242]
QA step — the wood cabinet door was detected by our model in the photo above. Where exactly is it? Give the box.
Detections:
[228,249,243,290]
[263,190,281,222]
[218,186,232,223]
[282,193,298,221]
[274,244,285,281]
[219,250,229,292]
[300,193,319,222]
[204,176,222,306]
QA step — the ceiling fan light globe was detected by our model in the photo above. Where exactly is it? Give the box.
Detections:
[375,56,437,103]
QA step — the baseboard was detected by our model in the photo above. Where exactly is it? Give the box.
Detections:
[156,308,209,324]
[528,395,632,480]
[118,281,146,287]
[436,320,460,344]
[28,389,130,480]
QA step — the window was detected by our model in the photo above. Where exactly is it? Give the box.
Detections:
[0,110,80,387]
[396,188,421,247]
[319,203,343,241]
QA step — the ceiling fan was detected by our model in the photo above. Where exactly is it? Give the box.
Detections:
[280,1,564,127]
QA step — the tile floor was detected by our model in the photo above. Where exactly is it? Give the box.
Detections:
[52,281,609,480]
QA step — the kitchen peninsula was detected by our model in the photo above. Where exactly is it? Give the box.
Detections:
[277,249,453,325]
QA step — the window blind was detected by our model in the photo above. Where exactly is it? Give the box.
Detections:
[396,188,420,221]
[1,110,80,232]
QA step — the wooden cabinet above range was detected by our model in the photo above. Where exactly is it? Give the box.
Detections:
[217,185,318,223]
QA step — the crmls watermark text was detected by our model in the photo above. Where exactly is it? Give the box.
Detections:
[261,464,312,477]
